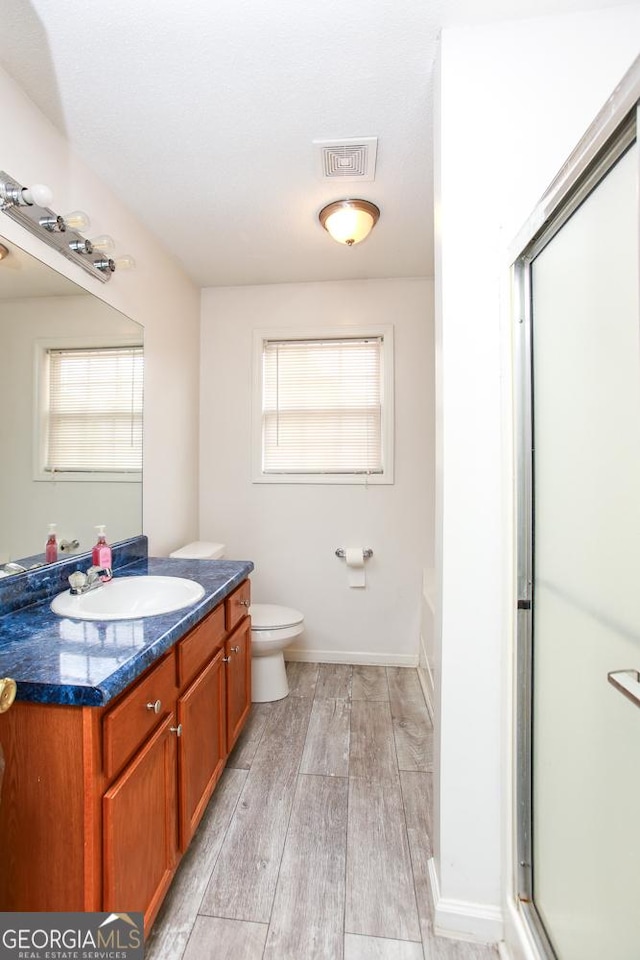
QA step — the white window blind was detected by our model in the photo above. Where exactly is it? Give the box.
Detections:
[45,346,143,473]
[261,337,383,474]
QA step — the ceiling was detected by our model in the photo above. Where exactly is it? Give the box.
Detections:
[0,0,634,288]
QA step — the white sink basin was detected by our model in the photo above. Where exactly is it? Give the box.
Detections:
[51,575,206,621]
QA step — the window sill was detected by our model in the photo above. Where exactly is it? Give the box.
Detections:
[33,471,142,484]
[252,473,393,485]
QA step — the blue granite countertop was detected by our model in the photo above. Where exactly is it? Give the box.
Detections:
[0,555,253,707]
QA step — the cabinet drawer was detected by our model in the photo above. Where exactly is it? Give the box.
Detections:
[225,579,251,632]
[103,653,177,780]
[177,605,226,687]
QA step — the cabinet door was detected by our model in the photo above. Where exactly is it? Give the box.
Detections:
[103,714,178,934]
[177,648,226,850]
[225,618,251,752]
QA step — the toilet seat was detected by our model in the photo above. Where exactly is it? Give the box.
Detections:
[250,604,304,631]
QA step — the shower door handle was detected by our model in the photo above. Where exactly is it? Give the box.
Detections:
[607,670,640,709]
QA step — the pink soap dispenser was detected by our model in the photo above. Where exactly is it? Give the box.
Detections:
[92,525,112,578]
[45,524,58,563]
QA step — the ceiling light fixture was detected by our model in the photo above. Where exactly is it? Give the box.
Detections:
[0,170,133,283]
[318,199,380,246]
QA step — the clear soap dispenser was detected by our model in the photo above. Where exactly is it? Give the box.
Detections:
[45,524,58,563]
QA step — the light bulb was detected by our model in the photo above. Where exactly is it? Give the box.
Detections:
[113,254,135,271]
[90,234,115,252]
[63,210,90,231]
[21,183,53,207]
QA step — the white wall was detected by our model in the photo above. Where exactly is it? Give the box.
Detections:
[0,66,200,556]
[200,278,434,664]
[434,4,640,950]
[0,295,141,562]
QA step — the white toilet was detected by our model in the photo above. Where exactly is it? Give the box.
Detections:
[169,541,226,561]
[169,542,304,702]
[249,603,304,702]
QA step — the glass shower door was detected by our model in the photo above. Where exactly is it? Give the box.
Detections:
[530,140,640,958]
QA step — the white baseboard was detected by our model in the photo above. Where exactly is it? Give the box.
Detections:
[501,896,546,960]
[417,634,435,720]
[417,664,434,721]
[428,857,504,944]
[285,648,419,667]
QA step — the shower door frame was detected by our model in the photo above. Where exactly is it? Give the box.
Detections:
[512,57,640,959]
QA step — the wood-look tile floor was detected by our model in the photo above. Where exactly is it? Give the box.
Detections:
[146,663,499,960]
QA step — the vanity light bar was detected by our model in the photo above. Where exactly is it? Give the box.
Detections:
[0,171,131,284]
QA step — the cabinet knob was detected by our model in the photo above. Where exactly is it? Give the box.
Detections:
[222,656,231,663]
[146,699,162,714]
[0,678,16,714]
[231,646,240,654]
[169,724,183,737]
[239,599,250,607]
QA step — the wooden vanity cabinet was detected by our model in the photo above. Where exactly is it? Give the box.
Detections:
[101,582,251,930]
[225,578,251,632]
[0,577,252,936]
[0,699,102,914]
[225,617,251,751]
[103,650,177,780]
[176,647,227,850]
[177,603,226,687]
[224,580,252,751]
[103,712,179,925]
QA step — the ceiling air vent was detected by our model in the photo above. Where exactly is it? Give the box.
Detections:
[314,137,378,181]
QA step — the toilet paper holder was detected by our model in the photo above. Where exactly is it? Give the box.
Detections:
[335,548,373,559]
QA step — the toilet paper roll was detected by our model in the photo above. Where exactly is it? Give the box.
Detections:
[345,547,366,588]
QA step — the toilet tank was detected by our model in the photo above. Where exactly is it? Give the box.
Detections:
[169,541,226,560]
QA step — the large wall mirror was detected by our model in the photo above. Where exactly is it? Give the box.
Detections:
[0,235,143,566]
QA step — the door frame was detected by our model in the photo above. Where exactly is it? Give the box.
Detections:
[511,58,640,959]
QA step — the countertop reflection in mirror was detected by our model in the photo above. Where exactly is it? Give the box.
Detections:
[0,236,143,568]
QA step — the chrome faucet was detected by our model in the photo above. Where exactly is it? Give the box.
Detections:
[59,539,80,553]
[68,565,113,595]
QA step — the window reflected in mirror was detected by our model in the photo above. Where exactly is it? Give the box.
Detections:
[0,236,143,568]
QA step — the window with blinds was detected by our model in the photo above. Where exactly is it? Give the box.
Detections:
[44,346,143,475]
[257,332,392,481]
